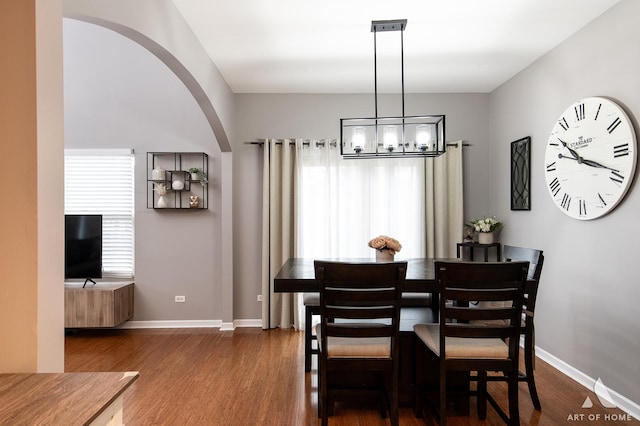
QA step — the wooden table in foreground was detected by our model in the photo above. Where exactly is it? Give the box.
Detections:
[0,371,139,426]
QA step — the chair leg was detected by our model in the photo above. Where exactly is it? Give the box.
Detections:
[508,372,521,426]
[319,360,328,426]
[304,306,313,372]
[477,371,487,420]
[524,325,541,410]
[413,340,424,418]
[390,372,399,426]
[439,363,447,426]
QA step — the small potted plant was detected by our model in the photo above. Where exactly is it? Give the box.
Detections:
[188,167,208,186]
[466,216,503,244]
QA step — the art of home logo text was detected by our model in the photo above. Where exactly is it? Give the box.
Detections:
[566,378,634,423]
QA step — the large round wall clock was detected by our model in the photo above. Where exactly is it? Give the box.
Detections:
[544,97,637,220]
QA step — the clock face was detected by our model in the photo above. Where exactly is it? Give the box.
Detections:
[544,97,637,220]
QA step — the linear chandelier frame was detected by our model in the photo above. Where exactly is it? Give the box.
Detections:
[340,19,446,159]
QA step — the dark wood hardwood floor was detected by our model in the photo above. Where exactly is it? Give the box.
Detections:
[65,328,637,425]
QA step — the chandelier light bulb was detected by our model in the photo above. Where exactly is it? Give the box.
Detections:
[352,127,366,153]
[416,124,432,150]
[383,125,398,151]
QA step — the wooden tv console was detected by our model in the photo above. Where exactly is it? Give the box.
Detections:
[64,282,134,328]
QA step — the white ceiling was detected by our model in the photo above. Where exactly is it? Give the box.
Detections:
[172,0,620,94]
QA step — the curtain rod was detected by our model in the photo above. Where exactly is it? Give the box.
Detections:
[246,140,470,148]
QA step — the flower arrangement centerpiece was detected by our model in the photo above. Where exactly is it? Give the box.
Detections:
[466,216,502,244]
[368,235,402,262]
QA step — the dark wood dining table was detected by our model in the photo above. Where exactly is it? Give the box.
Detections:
[274,257,441,293]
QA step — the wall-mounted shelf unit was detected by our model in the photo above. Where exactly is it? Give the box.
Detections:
[147,152,208,209]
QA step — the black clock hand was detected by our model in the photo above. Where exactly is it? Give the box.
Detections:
[557,154,619,172]
[580,158,619,172]
[559,138,580,159]
[558,153,581,162]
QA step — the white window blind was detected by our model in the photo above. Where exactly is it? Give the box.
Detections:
[64,149,135,279]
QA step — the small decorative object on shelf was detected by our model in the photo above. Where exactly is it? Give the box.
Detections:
[188,167,208,186]
[172,178,184,191]
[154,183,168,208]
[463,225,475,242]
[189,195,199,208]
[466,216,503,244]
[368,235,402,262]
[151,167,166,181]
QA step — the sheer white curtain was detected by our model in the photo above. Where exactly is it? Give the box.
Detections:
[297,140,426,259]
[296,140,430,330]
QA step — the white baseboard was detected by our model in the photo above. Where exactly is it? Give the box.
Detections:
[120,319,262,330]
[233,319,262,328]
[121,320,222,329]
[535,345,640,421]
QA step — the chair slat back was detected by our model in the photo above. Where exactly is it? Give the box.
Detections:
[503,245,544,316]
[436,261,529,360]
[315,261,406,341]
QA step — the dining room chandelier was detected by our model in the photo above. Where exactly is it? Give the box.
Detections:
[340,19,446,159]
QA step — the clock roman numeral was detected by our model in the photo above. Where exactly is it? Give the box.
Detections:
[546,162,557,172]
[549,177,561,196]
[607,117,622,134]
[559,117,569,131]
[561,193,571,210]
[610,170,624,184]
[598,192,607,207]
[614,143,630,158]
[575,103,585,121]
[594,103,602,121]
[579,199,587,216]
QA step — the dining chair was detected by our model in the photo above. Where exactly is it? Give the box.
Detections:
[413,261,529,426]
[314,260,406,426]
[303,293,320,372]
[503,244,544,410]
[304,290,431,373]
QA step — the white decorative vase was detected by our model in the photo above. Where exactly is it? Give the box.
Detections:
[375,250,395,262]
[157,195,167,208]
[151,168,166,181]
[478,232,494,244]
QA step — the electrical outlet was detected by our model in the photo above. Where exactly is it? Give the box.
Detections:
[175,295,186,303]
[257,295,263,302]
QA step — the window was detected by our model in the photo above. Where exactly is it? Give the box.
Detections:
[64,149,135,278]
[297,143,425,259]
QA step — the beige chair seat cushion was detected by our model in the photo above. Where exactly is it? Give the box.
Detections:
[303,293,319,306]
[316,324,391,359]
[414,323,508,359]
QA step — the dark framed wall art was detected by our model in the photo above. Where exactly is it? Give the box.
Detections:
[511,136,531,210]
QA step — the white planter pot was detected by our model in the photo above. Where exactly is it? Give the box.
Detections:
[375,250,395,262]
[478,232,494,244]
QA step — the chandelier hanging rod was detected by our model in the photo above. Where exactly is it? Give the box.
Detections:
[372,19,407,120]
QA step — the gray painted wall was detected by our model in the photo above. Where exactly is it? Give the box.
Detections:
[64,19,224,322]
[489,1,640,405]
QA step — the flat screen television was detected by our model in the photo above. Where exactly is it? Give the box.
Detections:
[65,214,103,287]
